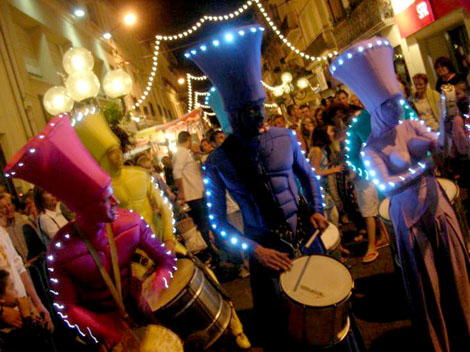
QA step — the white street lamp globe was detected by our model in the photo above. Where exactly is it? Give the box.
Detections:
[43,86,74,115]
[281,72,293,84]
[62,47,94,75]
[297,77,309,90]
[103,69,133,98]
[273,86,284,97]
[66,71,100,102]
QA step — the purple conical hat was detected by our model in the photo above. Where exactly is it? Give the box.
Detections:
[329,37,402,114]
[186,25,266,113]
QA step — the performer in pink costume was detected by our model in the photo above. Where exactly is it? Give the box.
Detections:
[331,37,470,352]
[4,114,175,347]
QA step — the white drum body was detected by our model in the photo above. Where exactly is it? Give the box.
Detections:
[321,222,341,252]
[280,255,353,347]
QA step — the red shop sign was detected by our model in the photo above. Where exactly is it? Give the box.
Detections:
[395,0,436,37]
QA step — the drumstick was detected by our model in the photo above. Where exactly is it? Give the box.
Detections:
[293,255,312,292]
[304,228,321,250]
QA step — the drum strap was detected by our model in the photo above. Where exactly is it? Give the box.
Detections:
[74,223,128,320]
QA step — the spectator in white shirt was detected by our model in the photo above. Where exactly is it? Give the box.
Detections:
[173,132,210,235]
[0,216,52,330]
[34,188,68,243]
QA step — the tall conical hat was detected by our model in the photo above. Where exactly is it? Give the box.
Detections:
[5,115,111,212]
[330,37,402,114]
[187,25,266,113]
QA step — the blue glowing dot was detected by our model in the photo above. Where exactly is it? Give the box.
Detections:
[200,45,207,51]
[225,33,234,42]
[207,202,212,208]
[331,65,336,72]
[203,178,209,184]
[399,99,405,106]
[212,40,220,47]
[373,179,379,185]
[209,215,214,220]
[206,191,211,196]
[184,53,190,58]
[210,87,216,92]
[221,231,227,237]
[242,243,248,250]
[338,59,344,65]
[379,184,386,191]
[368,43,373,48]
[212,224,217,229]
[347,53,353,59]
[191,50,197,55]
[358,46,364,52]
[369,170,376,176]
[231,237,238,245]
[250,27,257,33]
[238,30,245,36]
[202,165,206,170]
[377,40,382,46]
[259,27,265,31]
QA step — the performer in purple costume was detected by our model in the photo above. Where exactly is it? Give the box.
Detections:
[331,37,470,352]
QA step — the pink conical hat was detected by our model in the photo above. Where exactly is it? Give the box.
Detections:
[4,114,111,212]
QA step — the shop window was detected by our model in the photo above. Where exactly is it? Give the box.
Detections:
[447,26,470,78]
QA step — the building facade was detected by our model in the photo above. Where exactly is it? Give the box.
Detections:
[262,0,470,98]
[0,0,185,193]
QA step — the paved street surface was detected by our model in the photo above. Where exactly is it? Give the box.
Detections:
[210,237,420,352]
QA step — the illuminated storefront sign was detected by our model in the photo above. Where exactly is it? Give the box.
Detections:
[394,0,435,37]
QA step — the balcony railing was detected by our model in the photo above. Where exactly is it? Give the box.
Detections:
[333,0,393,49]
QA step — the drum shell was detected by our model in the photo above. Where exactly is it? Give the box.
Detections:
[155,263,232,350]
[280,255,353,347]
[283,291,351,347]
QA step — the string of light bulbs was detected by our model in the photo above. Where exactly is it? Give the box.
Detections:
[187,74,208,112]
[133,0,336,111]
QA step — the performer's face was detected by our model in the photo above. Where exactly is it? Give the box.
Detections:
[107,146,124,171]
[91,187,119,223]
[381,95,404,122]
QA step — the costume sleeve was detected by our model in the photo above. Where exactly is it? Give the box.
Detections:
[48,260,127,344]
[290,131,324,214]
[345,129,365,177]
[147,176,176,244]
[203,164,253,251]
[363,147,431,197]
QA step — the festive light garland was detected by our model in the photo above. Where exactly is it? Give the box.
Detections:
[187,74,208,112]
[132,0,336,111]
[132,39,160,111]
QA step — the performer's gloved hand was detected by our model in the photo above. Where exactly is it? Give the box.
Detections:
[310,213,329,232]
[254,246,292,272]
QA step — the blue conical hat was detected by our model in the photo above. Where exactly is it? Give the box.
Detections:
[187,25,266,113]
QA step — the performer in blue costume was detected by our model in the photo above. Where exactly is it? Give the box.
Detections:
[187,25,365,351]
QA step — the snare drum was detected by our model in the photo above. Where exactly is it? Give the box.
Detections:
[320,222,341,258]
[280,255,353,347]
[143,258,231,350]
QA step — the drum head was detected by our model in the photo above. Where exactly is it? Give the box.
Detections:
[136,325,184,352]
[280,255,353,307]
[438,178,457,202]
[379,198,390,221]
[321,223,340,250]
[144,258,195,311]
